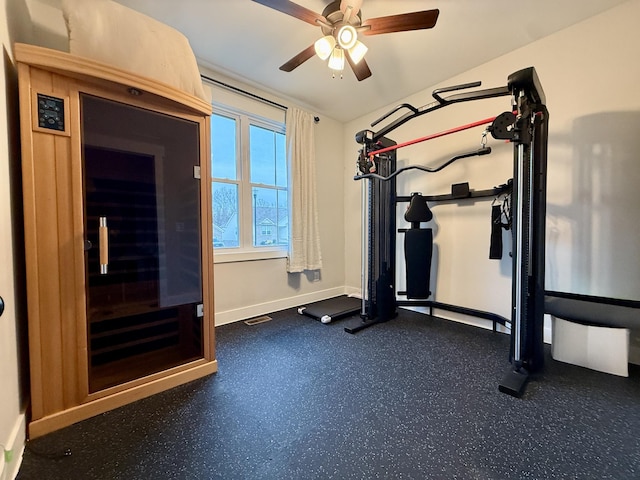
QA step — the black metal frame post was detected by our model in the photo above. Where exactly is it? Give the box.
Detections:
[346,137,397,334]
[498,68,548,397]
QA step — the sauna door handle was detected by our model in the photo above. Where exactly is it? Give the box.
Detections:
[99,216,109,274]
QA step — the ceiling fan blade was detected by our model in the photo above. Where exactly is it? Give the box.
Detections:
[346,50,372,81]
[279,45,316,72]
[362,9,440,35]
[252,0,324,26]
[340,0,363,23]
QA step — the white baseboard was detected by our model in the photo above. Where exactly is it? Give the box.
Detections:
[344,285,361,298]
[1,411,26,480]
[543,314,553,345]
[215,286,347,326]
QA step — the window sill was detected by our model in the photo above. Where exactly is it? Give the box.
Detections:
[213,247,288,264]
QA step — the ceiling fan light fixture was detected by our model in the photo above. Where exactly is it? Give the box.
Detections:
[314,35,336,60]
[337,24,358,50]
[349,40,368,64]
[328,47,345,71]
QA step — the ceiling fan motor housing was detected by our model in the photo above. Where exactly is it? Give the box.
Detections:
[321,0,363,38]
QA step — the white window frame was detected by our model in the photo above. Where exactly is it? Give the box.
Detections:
[212,103,288,264]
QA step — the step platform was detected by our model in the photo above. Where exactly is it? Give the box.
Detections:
[298,295,361,324]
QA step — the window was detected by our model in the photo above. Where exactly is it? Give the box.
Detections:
[211,105,288,259]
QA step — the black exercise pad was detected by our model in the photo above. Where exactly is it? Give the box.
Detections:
[298,295,361,324]
[545,295,640,329]
[404,228,432,299]
[404,193,432,223]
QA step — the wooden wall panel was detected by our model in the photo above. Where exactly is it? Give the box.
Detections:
[67,88,90,401]
[54,134,80,409]
[17,62,44,419]
[25,68,76,417]
[32,129,65,415]
[200,115,215,361]
[50,72,82,409]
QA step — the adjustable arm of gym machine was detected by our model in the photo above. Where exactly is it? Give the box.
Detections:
[357,82,511,145]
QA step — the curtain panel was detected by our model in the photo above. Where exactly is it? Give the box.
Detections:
[286,107,322,272]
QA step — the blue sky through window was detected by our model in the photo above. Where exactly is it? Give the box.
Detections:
[250,125,286,187]
[211,114,237,180]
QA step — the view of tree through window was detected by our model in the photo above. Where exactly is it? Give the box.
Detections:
[211,109,287,251]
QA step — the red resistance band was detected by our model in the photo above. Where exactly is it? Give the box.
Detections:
[368,115,497,158]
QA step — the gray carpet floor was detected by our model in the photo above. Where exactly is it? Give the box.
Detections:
[16,307,640,479]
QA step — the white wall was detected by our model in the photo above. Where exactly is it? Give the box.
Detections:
[344,0,640,328]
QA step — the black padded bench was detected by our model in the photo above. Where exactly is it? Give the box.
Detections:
[545,292,640,329]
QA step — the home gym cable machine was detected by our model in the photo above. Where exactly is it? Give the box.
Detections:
[352,67,548,397]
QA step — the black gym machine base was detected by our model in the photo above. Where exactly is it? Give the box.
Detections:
[297,295,361,324]
[498,368,530,397]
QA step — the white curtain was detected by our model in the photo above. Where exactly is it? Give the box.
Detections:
[286,107,322,273]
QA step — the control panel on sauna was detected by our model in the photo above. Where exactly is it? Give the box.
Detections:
[36,93,65,132]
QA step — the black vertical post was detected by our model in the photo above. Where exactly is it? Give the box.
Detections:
[371,140,397,322]
[346,137,397,333]
[528,105,549,372]
[499,67,548,396]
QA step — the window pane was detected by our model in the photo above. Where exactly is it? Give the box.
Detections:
[212,182,239,248]
[211,114,237,180]
[252,187,277,246]
[277,189,289,246]
[250,125,276,186]
[275,132,287,188]
[251,187,288,247]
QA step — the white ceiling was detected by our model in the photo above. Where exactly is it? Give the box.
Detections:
[113,0,628,122]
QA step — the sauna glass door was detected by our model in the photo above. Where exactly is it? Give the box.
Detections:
[81,94,203,392]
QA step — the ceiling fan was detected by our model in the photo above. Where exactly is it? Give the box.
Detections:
[251,0,440,81]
